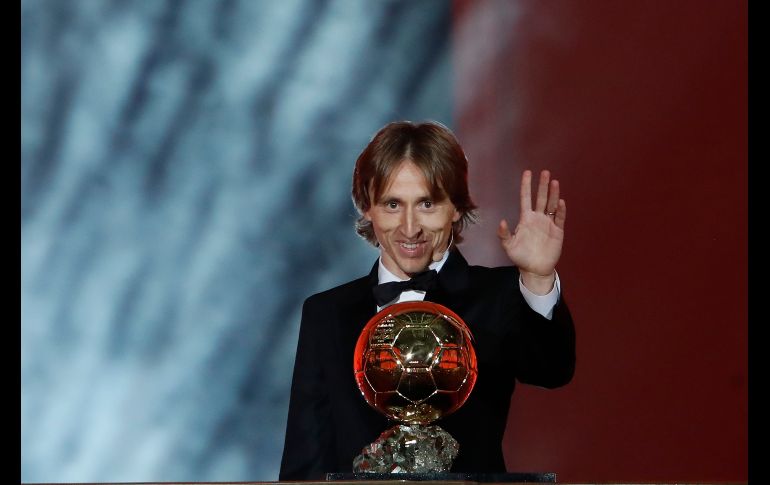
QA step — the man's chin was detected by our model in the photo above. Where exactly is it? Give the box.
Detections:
[399,261,432,277]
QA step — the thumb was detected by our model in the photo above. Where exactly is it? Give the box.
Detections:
[497,219,512,240]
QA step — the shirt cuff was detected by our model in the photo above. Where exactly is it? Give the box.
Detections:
[519,271,561,320]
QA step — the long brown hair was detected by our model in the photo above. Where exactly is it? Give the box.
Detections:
[351,121,478,246]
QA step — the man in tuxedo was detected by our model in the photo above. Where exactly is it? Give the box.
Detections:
[279,121,575,480]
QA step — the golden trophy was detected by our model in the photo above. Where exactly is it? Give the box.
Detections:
[352,301,478,473]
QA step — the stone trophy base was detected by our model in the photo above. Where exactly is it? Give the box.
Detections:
[352,424,459,473]
[326,472,557,482]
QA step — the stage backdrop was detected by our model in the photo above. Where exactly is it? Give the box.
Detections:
[453,1,747,482]
[21,0,746,483]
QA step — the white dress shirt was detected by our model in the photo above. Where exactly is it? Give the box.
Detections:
[376,249,561,319]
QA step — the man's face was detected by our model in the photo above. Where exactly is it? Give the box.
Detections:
[364,160,461,279]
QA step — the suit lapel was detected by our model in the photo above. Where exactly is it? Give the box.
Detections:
[338,261,380,366]
[340,251,472,361]
[427,249,471,311]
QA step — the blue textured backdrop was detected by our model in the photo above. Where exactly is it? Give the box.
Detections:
[21,0,452,481]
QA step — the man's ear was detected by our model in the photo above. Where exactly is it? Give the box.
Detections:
[363,209,372,222]
[452,208,461,223]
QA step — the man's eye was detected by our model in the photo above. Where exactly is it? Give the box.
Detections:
[387,201,399,209]
[423,200,433,209]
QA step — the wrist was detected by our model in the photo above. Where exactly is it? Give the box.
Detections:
[519,270,556,296]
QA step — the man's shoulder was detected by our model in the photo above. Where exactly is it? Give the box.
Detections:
[466,262,519,288]
[467,261,518,276]
[455,250,519,280]
[304,273,372,307]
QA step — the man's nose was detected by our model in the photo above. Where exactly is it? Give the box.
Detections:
[400,208,421,238]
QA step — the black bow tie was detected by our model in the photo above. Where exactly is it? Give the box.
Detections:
[372,269,439,307]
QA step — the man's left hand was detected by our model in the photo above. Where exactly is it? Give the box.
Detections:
[497,169,566,295]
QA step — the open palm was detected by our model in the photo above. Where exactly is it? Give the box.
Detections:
[497,170,566,292]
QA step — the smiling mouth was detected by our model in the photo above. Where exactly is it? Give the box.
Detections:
[400,242,421,250]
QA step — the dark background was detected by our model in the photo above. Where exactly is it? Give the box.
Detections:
[453,2,746,482]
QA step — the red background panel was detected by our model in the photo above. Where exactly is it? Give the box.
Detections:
[453,1,747,482]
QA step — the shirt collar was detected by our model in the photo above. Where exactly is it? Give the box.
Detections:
[377,248,450,284]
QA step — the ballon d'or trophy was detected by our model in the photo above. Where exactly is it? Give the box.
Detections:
[353,301,478,473]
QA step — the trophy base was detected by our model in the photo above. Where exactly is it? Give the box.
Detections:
[352,424,459,473]
[327,472,557,482]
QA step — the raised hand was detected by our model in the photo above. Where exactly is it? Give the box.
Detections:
[497,169,566,295]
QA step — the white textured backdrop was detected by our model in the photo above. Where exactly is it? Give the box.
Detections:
[21,0,452,481]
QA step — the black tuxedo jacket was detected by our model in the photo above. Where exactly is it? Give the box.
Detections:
[279,249,575,480]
